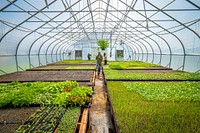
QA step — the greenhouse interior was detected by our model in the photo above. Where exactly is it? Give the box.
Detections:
[0,0,200,133]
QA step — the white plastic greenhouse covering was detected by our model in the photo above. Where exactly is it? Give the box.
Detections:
[0,0,200,74]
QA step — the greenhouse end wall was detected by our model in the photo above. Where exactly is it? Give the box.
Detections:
[0,53,200,76]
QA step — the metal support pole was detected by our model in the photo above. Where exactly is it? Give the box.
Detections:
[15,55,19,71]
[0,69,7,75]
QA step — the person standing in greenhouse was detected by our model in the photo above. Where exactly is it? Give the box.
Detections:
[103,53,107,65]
[96,52,103,78]
[128,55,131,60]
[87,53,91,60]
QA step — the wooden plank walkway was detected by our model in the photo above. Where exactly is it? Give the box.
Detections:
[87,71,115,133]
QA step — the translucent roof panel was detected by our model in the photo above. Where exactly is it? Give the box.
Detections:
[0,0,200,56]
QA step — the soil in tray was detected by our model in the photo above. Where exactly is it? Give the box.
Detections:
[29,65,69,69]
[0,107,40,123]
[50,60,96,65]
[0,124,20,133]
[0,107,40,133]
[0,71,93,82]
[28,65,96,70]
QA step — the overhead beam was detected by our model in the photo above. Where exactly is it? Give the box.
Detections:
[2,9,199,12]
[0,0,17,12]
[102,0,111,39]
[26,20,174,22]
[113,0,138,47]
[145,0,200,39]
[63,0,92,42]
[0,0,57,43]
[87,0,98,40]
[186,0,200,9]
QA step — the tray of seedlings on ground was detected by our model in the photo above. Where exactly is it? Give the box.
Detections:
[28,60,97,71]
[27,65,69,70]
[104,61,200,81]
[49,60,97,65]
[103,60,200,132]
[0,107,40,133]
[106,60,162,70]
[64,65,96,70]
[0,81,92,107]
[107,81,200,133]
[56,106,80,133]
[104,69,200,81]
[16,106,66,132]
[0,80,93,132]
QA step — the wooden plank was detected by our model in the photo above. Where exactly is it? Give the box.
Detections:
[78,108,88,133]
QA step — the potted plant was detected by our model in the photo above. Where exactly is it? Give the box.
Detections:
[97,39,109,50]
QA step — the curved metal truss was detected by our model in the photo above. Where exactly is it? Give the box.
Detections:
[0,0,200,72]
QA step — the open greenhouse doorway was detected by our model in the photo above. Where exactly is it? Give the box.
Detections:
[75,50,82,60]
[116,50,124,60]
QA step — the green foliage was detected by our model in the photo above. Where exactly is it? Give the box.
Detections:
[108,61,160,69]
[68,86,92,105]
[0,81,92,108]
[32,93,57,105]
[55,60,96,64]
[107,82,200,133]
[124,82,200,102]
[71,86,93,96]
[0,81,51,107]
[12,89,35,107]
[65,66,96,70]
[0,93,13,107]
[104,69,200,80]
[97,39,109,49]
[57,107,80,133]
[53,92,71,107]
[68,96,90,106]
[57,80,79,92]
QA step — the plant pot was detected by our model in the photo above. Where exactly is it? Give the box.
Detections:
[101,48,105,50]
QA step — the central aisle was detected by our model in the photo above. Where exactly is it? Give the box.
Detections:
[87,71,115,133]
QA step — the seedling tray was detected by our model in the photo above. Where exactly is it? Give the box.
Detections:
[0,70,93,83]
